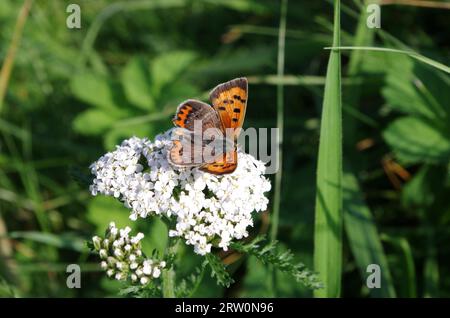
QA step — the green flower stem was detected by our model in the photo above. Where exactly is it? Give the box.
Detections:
[161,218,179,298]
[162,265,176,298]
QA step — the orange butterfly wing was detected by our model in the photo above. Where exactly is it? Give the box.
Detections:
[200,150,237,175]
[209,77,248,139]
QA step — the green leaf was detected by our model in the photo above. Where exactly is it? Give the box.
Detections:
[343,164,396,297]
[72,109,118,136]
[383,117,450,164]
[71,73,129,116]
[382,59,449,121]
[204,253,234,288]
[121,57,155,111]
[150,51,197,96]
[313,0,343,298]
[402,165,447,208]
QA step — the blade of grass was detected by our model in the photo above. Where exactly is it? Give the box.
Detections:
[325,46,450,74]
[0,0,33,112]
[381,234,417,297]
[247,74,367,86]
[380,0,450,9]
[7,231,86,252]
[270,0,287,243]
[423,223,439,297]
[313,0,343,298]
[228,24,331,43]
[343,164,396,297]
[268,0,288,296]
[343,0,378,145]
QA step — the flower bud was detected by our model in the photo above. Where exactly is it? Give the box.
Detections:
[140,277,149,285]
[92,236,102,250]
[99,249,108,259]
[152,267,161,278]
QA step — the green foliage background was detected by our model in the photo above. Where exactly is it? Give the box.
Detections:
[0,0,449,297]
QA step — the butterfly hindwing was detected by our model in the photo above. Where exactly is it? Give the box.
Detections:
[209,77,248,138]
[200,150,238,175]
[173,99,222,132]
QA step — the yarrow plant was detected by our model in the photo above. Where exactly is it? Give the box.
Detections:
[87,129,322,296]
[91,222,166,285]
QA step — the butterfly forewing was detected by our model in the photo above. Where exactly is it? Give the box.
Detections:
[209,78,248,139]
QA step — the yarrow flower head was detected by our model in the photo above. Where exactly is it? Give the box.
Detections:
[91,222,166,284]
[89,130,271,255]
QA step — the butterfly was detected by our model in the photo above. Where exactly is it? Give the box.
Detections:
[168,77,248,175]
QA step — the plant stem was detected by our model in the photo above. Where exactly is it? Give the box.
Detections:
[162,265,176,298]
[161,223,179,298]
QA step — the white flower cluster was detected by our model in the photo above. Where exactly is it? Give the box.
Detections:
[90,130,271,255]
[92,222,166,285]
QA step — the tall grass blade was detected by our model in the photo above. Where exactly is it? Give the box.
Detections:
[325,46,450,74]
[343,165,396,297]
[268,0,288,296]
[381,234,417,297]
[271,0,288,242]
[313,0,343,298]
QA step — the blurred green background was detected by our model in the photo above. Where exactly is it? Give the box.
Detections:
[0,0,449,297]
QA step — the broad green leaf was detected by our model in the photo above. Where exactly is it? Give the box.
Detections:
[150,51,197,96]
[402,165,447,208]
[383,59,449,121]
[71,73,129,116]
[121,57,155,111]
[383,117,450,164]
[72,109,117,136]
[343,164,396,297]
[314,0,343,298]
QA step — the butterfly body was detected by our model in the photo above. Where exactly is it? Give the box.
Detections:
[168,78,248,175]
